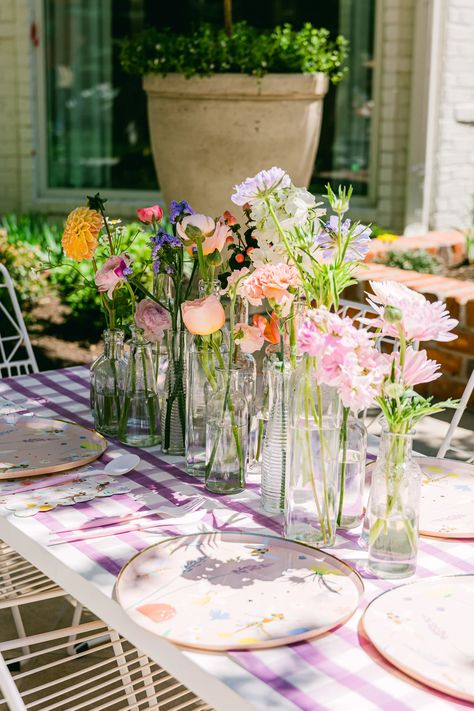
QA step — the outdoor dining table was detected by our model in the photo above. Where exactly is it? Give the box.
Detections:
[0,365,472,711]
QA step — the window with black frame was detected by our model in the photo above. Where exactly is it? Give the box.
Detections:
[43,0,375,196]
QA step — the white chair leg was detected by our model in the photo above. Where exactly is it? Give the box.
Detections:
[437,369,474,458]
[66,600,84,655]
[0,653,25,711]
[10,606,29,658]
[108,628,139,708]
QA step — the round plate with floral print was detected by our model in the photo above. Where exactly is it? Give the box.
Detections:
[416,457,474,538]
[0,416,106,479]
[115,531,363,651]
[362,575,474,703]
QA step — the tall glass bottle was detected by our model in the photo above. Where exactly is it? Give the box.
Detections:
[185,280,224,474]
[284,357,341,546]
[205,368,248,494]
[118,327,160,448]
[367,430,421,578]
[161,327,186,454]
[261,359,289,513]
[337,411,367,529]
[90,329,126,436]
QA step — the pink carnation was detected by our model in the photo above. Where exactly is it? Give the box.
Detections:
[234,323,265,354]
[239,263,300,316]
[366,280,458,343]
[94,253,132,299]
[134,299,171,342]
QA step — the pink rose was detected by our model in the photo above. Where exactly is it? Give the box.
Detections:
[94,253,132,299]
[136,205,164,224]
[234,323,265,353]
[181,295,226,336]
[135,299,171,342]
[177,214,231,256]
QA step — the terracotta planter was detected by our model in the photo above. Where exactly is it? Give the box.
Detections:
[143,73,329,215]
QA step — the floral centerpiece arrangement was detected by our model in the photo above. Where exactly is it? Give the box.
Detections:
[59,167,459,580]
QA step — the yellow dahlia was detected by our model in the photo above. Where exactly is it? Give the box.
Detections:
[61,207,103,261]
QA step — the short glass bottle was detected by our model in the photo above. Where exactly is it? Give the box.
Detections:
[205,368,248,495]
[90,329,126,436]
[367,429,421,579]
[118,327,161,448]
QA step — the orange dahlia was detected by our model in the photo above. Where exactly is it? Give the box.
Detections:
[61,207,103,261]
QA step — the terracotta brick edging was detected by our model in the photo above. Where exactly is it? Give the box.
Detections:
[344,263,474,405]
[366,229,466,267]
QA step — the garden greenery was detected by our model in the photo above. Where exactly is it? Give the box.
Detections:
[382,249,442,274]
[120,22,348,82]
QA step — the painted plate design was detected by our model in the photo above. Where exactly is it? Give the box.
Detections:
[417,457,474,538]
[0,416,106,478]
[362,575,474,703]
[115,532,363,651]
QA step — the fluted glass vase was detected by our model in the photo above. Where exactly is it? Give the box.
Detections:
[118,327,160,447]
[367,430,421,579]
[160,329,186,455]
[284,356,341,546]
[261,360,289,513]
[90,329,126,436]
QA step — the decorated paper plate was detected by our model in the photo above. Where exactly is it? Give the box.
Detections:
[362,575,474,703]
[115,531,363,651]
[0,416,106,479]
[416,457,474,538]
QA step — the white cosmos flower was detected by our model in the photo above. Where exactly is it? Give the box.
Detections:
[231,167,290,206]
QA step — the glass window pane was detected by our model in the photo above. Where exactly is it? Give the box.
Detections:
[44,0,158,190]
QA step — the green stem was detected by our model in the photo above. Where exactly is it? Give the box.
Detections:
[337,407,349,526]
[266,201,310,303]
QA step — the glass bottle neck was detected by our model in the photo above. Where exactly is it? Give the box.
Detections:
[379,430,414,464]
[103,329,125,358]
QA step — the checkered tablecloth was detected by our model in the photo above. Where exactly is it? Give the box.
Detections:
[0,366,472,711]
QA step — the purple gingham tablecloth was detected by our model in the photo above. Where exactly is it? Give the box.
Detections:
[0,366,472,711]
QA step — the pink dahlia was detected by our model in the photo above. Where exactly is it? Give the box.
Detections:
[366,280,458,343]
[390,346,441,386]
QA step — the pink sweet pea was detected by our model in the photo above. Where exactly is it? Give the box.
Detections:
[134,299,171,342]
[234,323,265,353]
[94,253,132,299]
[177,214,231,256]
[136,205,164,224]
[181,295,226,336]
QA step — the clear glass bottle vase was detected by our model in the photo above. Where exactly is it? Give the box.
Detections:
[284,356,341,546]
[205,368,248,495]
[118,327,160,447]
[367,430,421,579]
[90,329,126,436]
[161,329,186,455]
[336,410,367,529]
[261,359,290,513]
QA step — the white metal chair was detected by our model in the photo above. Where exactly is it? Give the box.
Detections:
[437,368,474,462]
[0,263,39,378]
[0,617,213,711]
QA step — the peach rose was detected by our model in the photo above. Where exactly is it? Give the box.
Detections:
[181,295,226,336]
[234,323,265,353]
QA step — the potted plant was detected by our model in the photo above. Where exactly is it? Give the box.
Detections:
[120,2,348,215]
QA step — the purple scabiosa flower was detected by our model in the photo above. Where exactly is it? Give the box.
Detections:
[169,200,194,225]
[315,216,371,263]
[231,167,291,206]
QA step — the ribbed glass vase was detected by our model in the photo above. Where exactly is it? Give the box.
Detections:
[261,360,289,513]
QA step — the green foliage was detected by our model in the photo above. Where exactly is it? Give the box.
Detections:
[120,22,348,83]
[0,226,50,311]
[382,249,442,274]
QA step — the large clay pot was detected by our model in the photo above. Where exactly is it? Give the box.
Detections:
[143,73,329,215]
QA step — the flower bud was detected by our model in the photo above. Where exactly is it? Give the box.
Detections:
[384,305,403,324]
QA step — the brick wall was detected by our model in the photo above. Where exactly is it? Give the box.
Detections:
[346,262,474,405]
[430,0,474,231]
[0,0,34,214]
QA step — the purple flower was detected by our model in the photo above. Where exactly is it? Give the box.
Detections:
[315,216,371,263]
[169,200,194,225]
[231,167,291,206]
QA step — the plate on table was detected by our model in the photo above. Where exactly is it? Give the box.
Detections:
[416,457,474,538]
[361,575,474,703]
[0,416,106,479]
[115,531,363,651]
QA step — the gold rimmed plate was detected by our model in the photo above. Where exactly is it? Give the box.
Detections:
[115,531,363,652]
[0,416,106,479]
